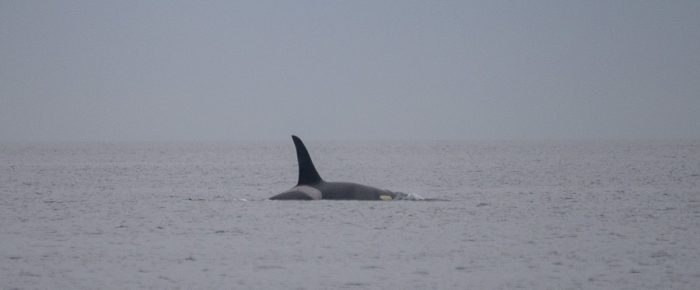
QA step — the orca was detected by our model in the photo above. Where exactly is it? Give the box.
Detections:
[269,135,406,200]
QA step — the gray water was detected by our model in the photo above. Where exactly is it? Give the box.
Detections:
[1,140,699,289]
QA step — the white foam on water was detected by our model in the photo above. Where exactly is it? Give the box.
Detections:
[391,191,426,201]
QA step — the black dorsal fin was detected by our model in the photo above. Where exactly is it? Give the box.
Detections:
[292,135,322,185]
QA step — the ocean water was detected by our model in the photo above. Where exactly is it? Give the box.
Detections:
[1,140,699,289]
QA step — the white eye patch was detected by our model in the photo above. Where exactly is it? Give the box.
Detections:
[379,195,393,201]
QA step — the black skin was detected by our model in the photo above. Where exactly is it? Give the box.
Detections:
[316,181,395,200]
[270,181,396,200]
[269,135,397,201]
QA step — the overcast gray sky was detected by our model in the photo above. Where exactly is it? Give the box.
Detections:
[1,0,698,142]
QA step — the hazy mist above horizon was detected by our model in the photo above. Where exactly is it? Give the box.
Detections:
[1,1,699,142]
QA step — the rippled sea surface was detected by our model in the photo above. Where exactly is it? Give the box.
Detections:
[1,140,699,289]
